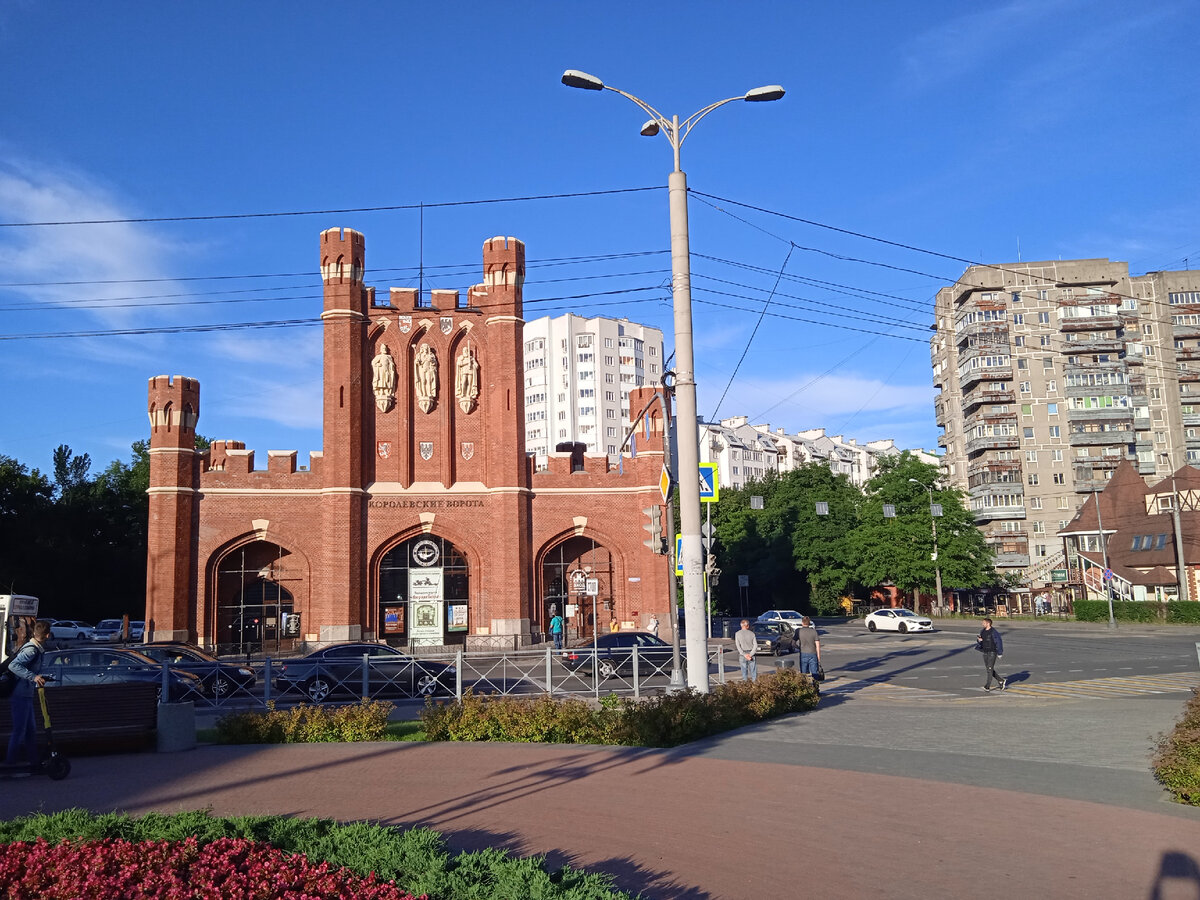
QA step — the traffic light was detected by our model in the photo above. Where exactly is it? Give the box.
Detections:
[643,505,665,553]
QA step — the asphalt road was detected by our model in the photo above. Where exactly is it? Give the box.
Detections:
[815,618,1200,697]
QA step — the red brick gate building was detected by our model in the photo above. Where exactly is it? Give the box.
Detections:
[145,229,671,654]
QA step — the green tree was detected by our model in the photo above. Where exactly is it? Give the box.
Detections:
[713,465,863,615]
[0,455,55,596]
[847,453,993,604]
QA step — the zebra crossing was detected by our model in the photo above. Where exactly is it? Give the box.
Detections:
[821,670,1200,703]
[1002,671,1200,700]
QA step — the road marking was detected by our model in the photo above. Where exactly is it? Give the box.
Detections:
[1004,671,1200,700]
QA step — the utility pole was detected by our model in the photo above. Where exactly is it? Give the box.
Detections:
[1172,475,1189,602]
[1094,490,1117,629]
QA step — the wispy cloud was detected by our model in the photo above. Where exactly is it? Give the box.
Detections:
[899,0,1083,91]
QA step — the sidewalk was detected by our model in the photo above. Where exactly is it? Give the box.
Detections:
[0,735,1197,899]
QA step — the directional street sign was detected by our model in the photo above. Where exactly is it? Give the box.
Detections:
[699,463,719,503]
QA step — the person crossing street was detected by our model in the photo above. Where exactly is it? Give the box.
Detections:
[976,618,1006,691]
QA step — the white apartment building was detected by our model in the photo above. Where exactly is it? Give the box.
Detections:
[522,314,665,458]
[699,418,933,490]
[931,257,1200,590]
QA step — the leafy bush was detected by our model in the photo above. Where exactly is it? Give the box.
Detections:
[214,700,394,744]
[0,810,637,900]
[1153,689,1200,805]
[1166,603,1200,625]
[421,669,818,748]
[0,836,417,899]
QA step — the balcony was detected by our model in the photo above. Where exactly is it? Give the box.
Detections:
[1073,478,1112,493]
[968,458,1022,480]
[962,386,1015,411]
[1068,428,1136,447]
[1173,324,1200,341]
[965,433,1020,455]
[1060,314,1121,332]
[1182,412,1200,427]
[1063,338,1124,355]
[993,551,1031,568]
[1064,380,1130,399]
[955,367,1012,391]
[958,319,1010,342]
[973,505,1026,523]
[970,481,1024,500]
[1065,406,1133,422]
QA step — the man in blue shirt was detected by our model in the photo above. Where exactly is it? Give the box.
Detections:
[5,619,49,775]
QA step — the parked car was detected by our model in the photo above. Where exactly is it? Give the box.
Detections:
[40,647,204,701]
[129,621,145,641]
[750,621,798,656]
[48,620,94,641]
[864,607,934,633]
[558,632,679,679]
[273,642,456,702]
[134,642,257,697]
[89,619,126,642]
[756,609,806,630]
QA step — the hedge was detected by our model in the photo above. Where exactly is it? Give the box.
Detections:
[1153,689,1200,805]
[1073,600,1200,624]
[421,668,819,747]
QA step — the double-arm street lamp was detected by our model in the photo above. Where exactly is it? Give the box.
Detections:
[909,478,944,614]
[562,70,784,692]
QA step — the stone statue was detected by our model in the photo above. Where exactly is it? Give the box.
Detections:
[371,344,397,412]
[455,344,480,413]
[414,343,438,413]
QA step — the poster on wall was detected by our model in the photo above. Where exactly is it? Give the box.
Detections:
[409,568,444,644]
[447,603,468,632]
[382,605,405,634]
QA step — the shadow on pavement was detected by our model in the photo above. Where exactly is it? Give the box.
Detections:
[1149,850,1200,899]
[824,642,975,696]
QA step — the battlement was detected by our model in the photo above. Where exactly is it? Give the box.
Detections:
[529,447,663,488]
[320,227,365,284]
[483,236,525,293]
[147,375,200,441]
[202,441,323,484]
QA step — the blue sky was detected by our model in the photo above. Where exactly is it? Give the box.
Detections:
[1,1,1196,477]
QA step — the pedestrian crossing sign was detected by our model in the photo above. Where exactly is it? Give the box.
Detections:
[699,463,719,503]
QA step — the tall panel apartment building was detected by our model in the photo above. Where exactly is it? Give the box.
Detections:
[523,314,665,458]
[933,258,1200,590]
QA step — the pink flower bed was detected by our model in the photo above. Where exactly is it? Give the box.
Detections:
[0,836,424,899]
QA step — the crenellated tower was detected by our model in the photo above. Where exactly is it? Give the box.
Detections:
[319,227,369,640]
[145,374,200,641]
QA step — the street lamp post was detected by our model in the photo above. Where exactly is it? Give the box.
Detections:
[562,70,784,692]
[909,479,943,616]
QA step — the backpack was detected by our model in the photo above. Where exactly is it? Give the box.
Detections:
[0,657,16,699]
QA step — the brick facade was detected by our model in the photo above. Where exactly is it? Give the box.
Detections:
[145,231,671,653]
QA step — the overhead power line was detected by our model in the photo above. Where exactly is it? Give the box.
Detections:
[0,186,662,228]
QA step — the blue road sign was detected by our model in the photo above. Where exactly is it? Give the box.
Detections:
[675,534,683,576]
[699,463,719,503]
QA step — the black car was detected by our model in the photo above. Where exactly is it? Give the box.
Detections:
[40,647,204,702]
[750,621,798,656]
[559,632,679,679]
[273,642,457,702]
[134,642,258,697]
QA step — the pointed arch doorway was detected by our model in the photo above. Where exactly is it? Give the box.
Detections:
[214,543,299,656]
[540,536,613,642]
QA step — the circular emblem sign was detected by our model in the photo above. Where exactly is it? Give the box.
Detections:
[412,539,441,567]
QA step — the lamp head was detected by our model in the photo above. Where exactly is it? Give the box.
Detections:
[562,70,604,91]
[744,85,786,102]
[639,118,660,137]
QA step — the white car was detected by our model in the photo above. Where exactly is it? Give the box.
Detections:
[864,608,933,633]
[48,620,94,640]
[756,609,806,630]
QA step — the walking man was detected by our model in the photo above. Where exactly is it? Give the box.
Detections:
[976,617,1006,691]
[734,618,758,682]
[5,619,49,776]
[549,611,564,651]
[795,616,821,694]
